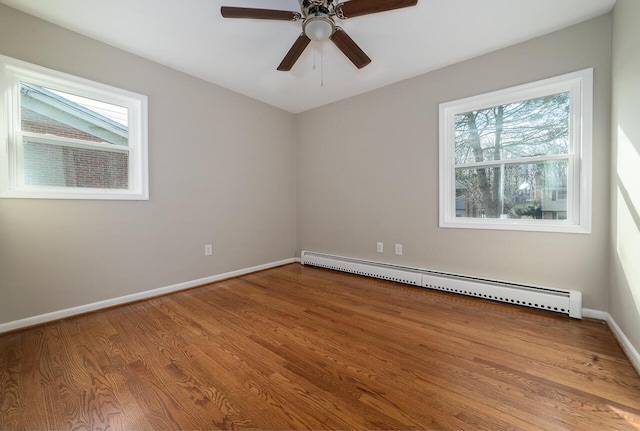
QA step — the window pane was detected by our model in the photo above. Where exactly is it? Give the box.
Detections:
[454,93,569,164]
[455,160,568,220]
[20,83,128,146]
[23,140,129,189]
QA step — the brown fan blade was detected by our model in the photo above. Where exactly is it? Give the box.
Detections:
[221,6,300,21]
[336,0,418,18]
[277,34,312,71]
[329,27,371,69]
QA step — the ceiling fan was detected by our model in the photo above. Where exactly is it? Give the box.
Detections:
[221,0,418,71]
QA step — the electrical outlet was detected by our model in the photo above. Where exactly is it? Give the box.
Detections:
[395,244,403,255]
[204,244,212,256]
[376,242,384,253]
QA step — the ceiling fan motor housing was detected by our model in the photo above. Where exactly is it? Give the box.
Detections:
[300,0,336,17]
[300,0,337,41]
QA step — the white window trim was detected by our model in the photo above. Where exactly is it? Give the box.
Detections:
[438,68,593,234]
[0,54,148,200]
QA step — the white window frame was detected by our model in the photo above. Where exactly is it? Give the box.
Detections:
[0,55,148,200]
[439,69,592,233]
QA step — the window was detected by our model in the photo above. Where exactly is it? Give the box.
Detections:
[439,69,592,233]
[0,55,148,200]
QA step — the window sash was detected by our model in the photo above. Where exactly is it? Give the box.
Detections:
[454,153,569,169]
[19,131,132,154]
[16,133,132,189]
[454,157,572,221]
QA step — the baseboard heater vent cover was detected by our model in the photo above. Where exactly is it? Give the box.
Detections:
[301,250,582,319]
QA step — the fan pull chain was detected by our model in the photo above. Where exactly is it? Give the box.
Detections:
[320,42,324,87]
[311,42,324,88]
[312,44,317,71]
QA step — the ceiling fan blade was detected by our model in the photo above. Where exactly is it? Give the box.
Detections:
[329,28,371,69]
[277,34,312,71]
[221,6,300,21]
[336,0,418,18]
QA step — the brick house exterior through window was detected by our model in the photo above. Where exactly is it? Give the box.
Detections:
[20,83,129,190]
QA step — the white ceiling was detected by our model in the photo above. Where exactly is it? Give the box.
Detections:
[0,0,615,113]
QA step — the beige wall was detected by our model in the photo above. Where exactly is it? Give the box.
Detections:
[610,0,640,354]
[297,15,612,310]
[0,5,297,324]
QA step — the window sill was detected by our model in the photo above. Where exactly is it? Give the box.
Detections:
[439,218,591,234]
[0,188,149,200]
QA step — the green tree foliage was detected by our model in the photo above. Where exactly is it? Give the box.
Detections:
[510,201,543,219]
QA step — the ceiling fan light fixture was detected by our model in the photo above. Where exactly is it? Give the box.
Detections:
[221,0,420,71]
[303,15,335,41]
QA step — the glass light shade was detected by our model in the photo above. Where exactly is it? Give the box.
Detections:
[304,17,334,41]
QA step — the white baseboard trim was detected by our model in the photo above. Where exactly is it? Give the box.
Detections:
[581,308,609,321]
[583,308,640,376]
[0,258,296,334]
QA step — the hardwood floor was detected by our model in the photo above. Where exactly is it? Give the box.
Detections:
[1,263,639,430]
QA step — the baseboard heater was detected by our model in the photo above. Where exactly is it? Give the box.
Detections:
[301,250,582,319]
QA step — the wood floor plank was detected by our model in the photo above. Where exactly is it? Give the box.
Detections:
[110,305,218,429]
[19,327,66,430]
[1,263,640,430]
[79,311,156,430]
[0,333,23,430]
